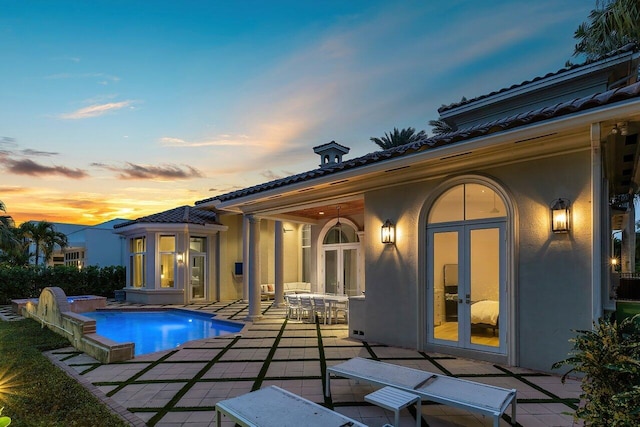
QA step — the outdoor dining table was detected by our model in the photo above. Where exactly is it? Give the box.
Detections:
[294,293,348,325]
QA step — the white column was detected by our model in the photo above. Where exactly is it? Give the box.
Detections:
[622,204,635,273]
[590,123,603,320]
[246,215,263,321]
[274,220,285,307]
[242,215,250,302]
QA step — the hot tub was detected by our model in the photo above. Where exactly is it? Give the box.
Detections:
[12,294,106,315]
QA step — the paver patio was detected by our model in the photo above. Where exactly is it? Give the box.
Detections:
[1,300,583,426]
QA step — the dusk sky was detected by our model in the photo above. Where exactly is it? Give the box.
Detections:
[1,0,592,226]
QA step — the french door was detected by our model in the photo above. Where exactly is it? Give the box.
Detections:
[189,254,206,301]
[428,221,506,353]
[322,244,359,296]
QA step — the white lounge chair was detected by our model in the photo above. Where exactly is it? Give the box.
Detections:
[326,357,517,427]
[215,385,367,427]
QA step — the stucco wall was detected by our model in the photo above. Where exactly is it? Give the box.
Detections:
[363,149,593,373]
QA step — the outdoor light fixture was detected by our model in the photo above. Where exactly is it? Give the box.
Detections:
[610,122,629,136]
[550,198,571,233]
[381,219,395,244]
[176,253,184,264]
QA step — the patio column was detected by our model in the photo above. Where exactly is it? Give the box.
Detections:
[274,220,285,307]
[242,215,250,302]
[246,214,263,321]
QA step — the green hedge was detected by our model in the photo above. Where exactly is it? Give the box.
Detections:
[0,265,125,304]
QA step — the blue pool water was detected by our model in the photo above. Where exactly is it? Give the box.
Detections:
[82,310,242,355]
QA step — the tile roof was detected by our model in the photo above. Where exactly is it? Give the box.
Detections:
[438,42,639,114]
[114,205,219,229]
[197,81,640,206]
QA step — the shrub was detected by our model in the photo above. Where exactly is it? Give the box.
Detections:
[0,265,125,304]
[552,315,640,426]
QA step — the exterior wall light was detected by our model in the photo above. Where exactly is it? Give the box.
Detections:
[176,253,184,264]
[550,198,570,233]
[381,219,395,244]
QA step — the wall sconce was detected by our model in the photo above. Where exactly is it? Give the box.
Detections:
[381,219,395,244]
[610,121,629,136]
[176,253,184,264]
[550,198,571,233]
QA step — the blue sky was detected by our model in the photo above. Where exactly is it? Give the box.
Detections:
[0,0,592,225]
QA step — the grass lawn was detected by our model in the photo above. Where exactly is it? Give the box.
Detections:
[0,318,130,427]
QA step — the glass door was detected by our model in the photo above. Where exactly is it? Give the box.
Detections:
[323,245,359,296]
[189,254,206,301]
[429,223,504,353]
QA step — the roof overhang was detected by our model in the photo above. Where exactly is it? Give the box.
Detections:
[204,98,640,223]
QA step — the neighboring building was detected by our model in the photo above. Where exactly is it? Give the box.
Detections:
[114,44,640,374]
[22,219,129,268]
[63,219,129,268]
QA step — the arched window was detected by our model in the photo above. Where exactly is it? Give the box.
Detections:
[428,183,506,224]
[323,224,359,244]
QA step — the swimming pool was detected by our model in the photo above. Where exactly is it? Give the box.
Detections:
[82,310,243,356]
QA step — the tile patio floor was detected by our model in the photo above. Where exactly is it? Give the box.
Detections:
[1,300,583,427]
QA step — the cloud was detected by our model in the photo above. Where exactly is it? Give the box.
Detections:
[260,170,284,181]
[0,136,17,147]
[46,72,120,84]
[59,100,134,119]
[0,186,26,194]
[0,158,89,178]
[20,149,59,157]
[159,135,251,147]
[93,162,205,180]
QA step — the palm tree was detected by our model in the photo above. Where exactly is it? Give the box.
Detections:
[370,127,427,150]
[19,221,68,265]
[428,119,458,135]
[573,0,640,60]
[0,200,18,256]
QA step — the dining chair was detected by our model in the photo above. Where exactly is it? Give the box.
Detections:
[332,299,349,324]
[285,294,301,321]
[298,296,314,323]
[312,297,329,324]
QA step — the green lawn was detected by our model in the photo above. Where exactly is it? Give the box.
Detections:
[0,318,130,427]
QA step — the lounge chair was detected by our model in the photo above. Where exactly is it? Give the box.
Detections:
[215,385,366,427]
[326,357,517,427]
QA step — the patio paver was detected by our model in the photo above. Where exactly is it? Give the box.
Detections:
[2,301,583,426]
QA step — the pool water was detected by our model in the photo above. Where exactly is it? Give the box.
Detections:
[82,310,242,355]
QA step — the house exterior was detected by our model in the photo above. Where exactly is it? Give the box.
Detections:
[63,219,129,268]
[113,44,640,373]
[113,206,228,304]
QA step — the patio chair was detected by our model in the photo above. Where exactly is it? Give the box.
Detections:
[332,298,348,324]
[285,294,301,321]
[312,296,329,324]
[298,296,314,322]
